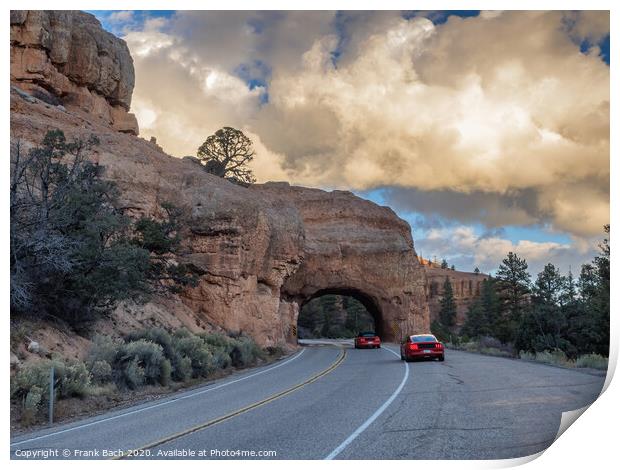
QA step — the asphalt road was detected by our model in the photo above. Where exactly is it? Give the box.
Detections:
[11,341,605,460]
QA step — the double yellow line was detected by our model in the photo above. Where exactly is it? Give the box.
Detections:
[115,346,346,459]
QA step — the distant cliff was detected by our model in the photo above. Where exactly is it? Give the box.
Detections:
[423,266,489,327]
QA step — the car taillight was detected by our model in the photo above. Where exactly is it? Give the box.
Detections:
[374,337,379,341]
[436,343,443,349]
[409,343,419,351]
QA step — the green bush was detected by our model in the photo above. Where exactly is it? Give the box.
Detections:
[160,359,172,386]
[174,356,193,382]
[575,354,608,370]
[58,361,91,398]
[201,332,235,353]
[118,340,167,387]
[84,329,265,390]
[122,357,146,389]
[229,336,264,367]
[88,335,122,366]
[126,328,189,382]
[519,351,536,361]
[210,348,232,369]
[90,360,113,384]
[172,333,214,378]
[12,359,57,400]
[23,386,43,425]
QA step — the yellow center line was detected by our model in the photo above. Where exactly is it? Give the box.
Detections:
[114,345,347,460]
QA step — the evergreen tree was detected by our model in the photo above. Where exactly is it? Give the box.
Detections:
[494,252,531,343]
[515,263,568,353]
[439,277,457,328]
[441,259,448,269]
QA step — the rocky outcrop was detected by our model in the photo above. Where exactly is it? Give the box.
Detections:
[254,183,430,341]
[11,87,431,347]
[10,10,138,135]
[10,11,431,351]
[424,266,489,326]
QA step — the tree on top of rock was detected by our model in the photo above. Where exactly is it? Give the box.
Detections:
[197,127,256,186]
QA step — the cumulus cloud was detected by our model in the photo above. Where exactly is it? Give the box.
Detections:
[415,225,597,276]
[121,10,609,239]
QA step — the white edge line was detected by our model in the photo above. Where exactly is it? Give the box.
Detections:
[11,347,306,447]
[324,345,409,460]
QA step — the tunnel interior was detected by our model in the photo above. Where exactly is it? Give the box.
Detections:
[296,288,384,339]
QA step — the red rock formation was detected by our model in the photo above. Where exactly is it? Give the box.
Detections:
[423,266,489,327]
[9,10,431,351]
[10,10,138,135]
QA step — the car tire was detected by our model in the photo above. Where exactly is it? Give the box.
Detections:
[439,355,445,362]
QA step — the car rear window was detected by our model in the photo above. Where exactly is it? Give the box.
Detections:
[411,335,437,342]
[359,332,376,337]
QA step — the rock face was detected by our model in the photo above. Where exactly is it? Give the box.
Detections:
[253,184,430,341]
[10,10,138,135]
[424,267,489,327]
[10,11,431,350]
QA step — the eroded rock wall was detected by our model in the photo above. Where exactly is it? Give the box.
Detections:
[10,10,431,350]
[10,10,138,134]
[424,267,489,327]
[252,183,431,341]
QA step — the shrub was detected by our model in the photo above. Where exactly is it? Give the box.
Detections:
[126,328,188,382]
[122,358,146,390]
[118,340,167,387]
[23,386,43,425]
[11,358,92,423]
[201,332,235,353]
[11,359,57,401]
[172,333,215,378]
[575,354,608,370]
[175,356,193,382]
[58,361,91,398]
[88,335,122,366]
[90,360,113,385]
[229,336,264,367]
[160,359,172,386]
[519,351,536,361]
[210,347,232,370]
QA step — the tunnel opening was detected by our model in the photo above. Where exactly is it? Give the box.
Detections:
[296,288,384,340]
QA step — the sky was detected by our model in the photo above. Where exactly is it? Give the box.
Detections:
[90,10,610,276]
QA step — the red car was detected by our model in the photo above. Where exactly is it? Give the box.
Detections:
[354,331,381,349]
[400,334,444,361]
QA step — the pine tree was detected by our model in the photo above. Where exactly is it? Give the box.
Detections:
[439,277,457,328]
[515,263,567,352]
[441,259,448,269]
[494,252,531,343]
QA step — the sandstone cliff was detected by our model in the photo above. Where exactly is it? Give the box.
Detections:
[424,267,489,327]
[10,10,138,134]
[10,10,432,359]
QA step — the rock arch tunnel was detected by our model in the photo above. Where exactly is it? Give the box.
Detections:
[256,183,431,345]
[297,287,384,338]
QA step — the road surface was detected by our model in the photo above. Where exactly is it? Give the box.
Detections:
[11,341,605,460]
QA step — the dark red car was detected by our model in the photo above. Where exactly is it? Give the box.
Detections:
[400,334,444,361]
[354,331,381,349]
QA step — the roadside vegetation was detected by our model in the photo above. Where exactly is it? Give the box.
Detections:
[11,328,280,426]
[434,226,610,370]
[10,130,198,330]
